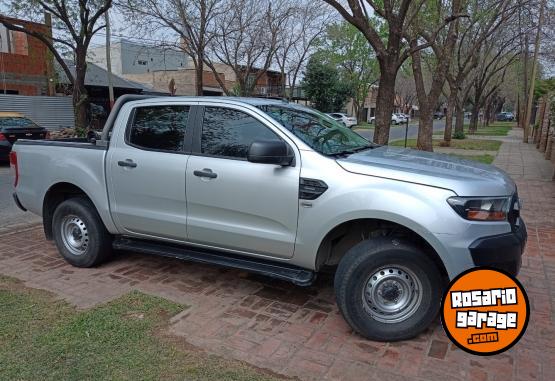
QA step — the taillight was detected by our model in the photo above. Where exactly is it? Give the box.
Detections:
[9,151,18,187]
[45,131,50,139]
[0,132,6,141]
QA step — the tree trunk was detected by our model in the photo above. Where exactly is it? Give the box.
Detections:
[539,99,550,151]
[443,89,457,145]
[536,97,546,147]
[416,106,434,151]
[374,65,396,145]
[545,129,553,159]
[195,57,204,96]
[484,99,492,127]
[73,51,89,136]
[469,106,479,134]
[523,0,546,143]
[454,101,465,137]
[280,69,286,98]
[414,0,460,152]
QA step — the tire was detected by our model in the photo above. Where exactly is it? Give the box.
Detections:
[52,196,112,267]
[334,237,443,341]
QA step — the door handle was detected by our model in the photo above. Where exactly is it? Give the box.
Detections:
[193,169,217,179]
[118,159,137,168]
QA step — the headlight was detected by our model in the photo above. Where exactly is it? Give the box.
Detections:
[447,196,511,221]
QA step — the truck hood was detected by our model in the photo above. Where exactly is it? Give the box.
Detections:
[337,146,515,196]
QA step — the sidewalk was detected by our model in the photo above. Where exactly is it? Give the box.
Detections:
[493,129,555,226]
[0,128,554,380]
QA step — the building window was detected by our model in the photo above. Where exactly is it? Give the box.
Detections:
[0,24,28,55]
[137,60,148,66]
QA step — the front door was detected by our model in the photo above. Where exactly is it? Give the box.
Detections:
[185,105,300,258]
[107,104,191,241]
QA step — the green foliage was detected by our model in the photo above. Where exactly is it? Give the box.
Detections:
[449,154,496,164]
[535,77,555,98]
[390,138,502,151]
[453,131,466,139]
[314,22,379,115]
[302,57,354,112]
[229,82,242,96]
[0,278,279,381]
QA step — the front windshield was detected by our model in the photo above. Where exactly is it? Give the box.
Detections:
[257,104,374,156]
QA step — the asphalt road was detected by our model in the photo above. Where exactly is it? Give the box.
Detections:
[355,119,447,142]
[0,163,41,230]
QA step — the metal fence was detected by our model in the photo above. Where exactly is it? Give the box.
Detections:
[0,94,74,130]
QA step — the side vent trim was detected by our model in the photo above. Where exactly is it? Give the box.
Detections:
[299,178,328,200]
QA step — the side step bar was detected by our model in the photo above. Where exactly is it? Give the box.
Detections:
[113,237,316,286]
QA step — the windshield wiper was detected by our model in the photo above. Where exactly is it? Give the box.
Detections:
[351,144,378,153]
[329,145,377,157]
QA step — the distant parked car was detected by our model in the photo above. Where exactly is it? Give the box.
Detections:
[394,113,408,124]
[433,111,445,120]
[369,114,405,125]
[391,114,404,125]
[326,112,357,128]
[0,112,49,162]
[496,112,515,121]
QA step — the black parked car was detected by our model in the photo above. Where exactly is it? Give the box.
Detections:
[496,112,515,121]
[433,111,445,119]
[0,113,49,162]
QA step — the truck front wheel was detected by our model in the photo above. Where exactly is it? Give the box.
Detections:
[334,237,442,341]
[52,197,112,267]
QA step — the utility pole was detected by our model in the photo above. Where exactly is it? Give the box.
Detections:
[105,10,115,109]
[44,12,55,96]
[523,0,546,143]
[520,36,529,129]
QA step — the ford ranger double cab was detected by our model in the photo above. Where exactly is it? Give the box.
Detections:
[10,95,527,341]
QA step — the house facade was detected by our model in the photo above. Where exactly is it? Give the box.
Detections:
[89,40,187,76]
[345,86,419,121]
[0,16,54,95]
[91,41,285,97]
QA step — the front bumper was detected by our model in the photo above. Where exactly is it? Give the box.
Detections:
[468,219,527,276]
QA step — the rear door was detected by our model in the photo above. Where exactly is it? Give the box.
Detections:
[185,104,300,258]
[107,103,193,241]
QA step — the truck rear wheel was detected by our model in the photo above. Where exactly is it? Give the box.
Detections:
[334,237,442,341]
[52,197,112,267]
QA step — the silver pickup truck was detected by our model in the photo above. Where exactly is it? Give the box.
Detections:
[11,95,526,341]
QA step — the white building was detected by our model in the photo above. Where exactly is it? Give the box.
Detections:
[89,39,187,76]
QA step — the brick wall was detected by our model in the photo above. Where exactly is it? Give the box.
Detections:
[202,69,222,88]
[0,17,51,95]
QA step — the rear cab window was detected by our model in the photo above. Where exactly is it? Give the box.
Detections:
[127,105,189,152]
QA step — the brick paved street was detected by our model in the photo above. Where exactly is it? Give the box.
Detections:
[0,128,554,380]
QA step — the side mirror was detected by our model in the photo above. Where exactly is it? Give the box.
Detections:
[247,140,294,166]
